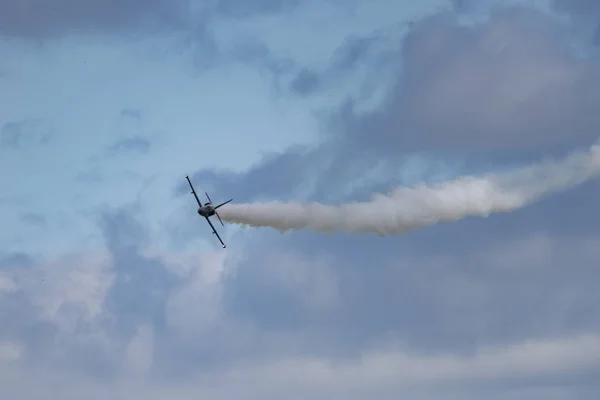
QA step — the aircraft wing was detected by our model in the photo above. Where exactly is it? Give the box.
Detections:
[185,175,202,208]
[205,216,227,248]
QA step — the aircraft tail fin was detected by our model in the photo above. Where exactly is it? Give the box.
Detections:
[215,198,233,209]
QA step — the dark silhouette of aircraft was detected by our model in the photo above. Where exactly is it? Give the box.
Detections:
[185,175,233,248]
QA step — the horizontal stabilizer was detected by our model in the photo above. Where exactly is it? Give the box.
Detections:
[215,198,233,209]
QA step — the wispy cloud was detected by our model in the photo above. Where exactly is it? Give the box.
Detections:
[0,119,50,150]
[19,213,46,228]
[107,137,151,155]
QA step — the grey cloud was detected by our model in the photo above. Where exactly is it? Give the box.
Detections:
[120,108,142,120]
[1,207,183,377]
[0,0,191,39]
[221,36,297,91]
[185,22,220,70]
[19,213,46,228]
[332,34,381,71]
[552,0,600,45]
[306,6,600,152]
[215,0,300,17]
[3,207,179,375]
[0,256,112,374]
[287,29,397,98]
[157,6,298,74]
[75,169,104,184]
[1,119,50,150]
[0,252,34,268]
[343,7,600,153]
[93,206,248,376]
[289,68,320,96]
[552,0,600,19]
[179,145,328,202]
[287,34,379,95]
[0,0,306,40]
[448,0,497,14]
[450,0,469,12]
[99,207,180,340]
[107,136,151,154]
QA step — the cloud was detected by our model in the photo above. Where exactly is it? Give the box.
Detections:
[2,224,600,398]
[120,108,142,120]
[289,68,320,95]
[215,0,300,17]
[0,118,50,150]
[107,137,151,154]
[0,0,308,46]
[551,0,600,45]
[552,0,600,19]
[200,333,600,390]
[287,30,398,97]
[0,253,33,269]
[18,213,46,228]
[0,0,308,84]
[339,6,600,152]
[219,227,600,359]
[0,248,113,375]
[341,6,598,154]
[98,207,181,341]
[0,0,191,39]
[448,0,497,14]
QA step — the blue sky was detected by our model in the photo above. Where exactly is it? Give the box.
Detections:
[2,0,600,398]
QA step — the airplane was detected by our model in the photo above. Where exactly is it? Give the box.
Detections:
[184,175,233,248]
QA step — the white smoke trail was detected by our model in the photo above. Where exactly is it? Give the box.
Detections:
[217,142,600,236]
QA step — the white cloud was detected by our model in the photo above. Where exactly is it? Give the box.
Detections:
[0,342,22,364]
[164,249,231,336]
[258,250,340,311]
[123,324,155,376]
[1,332,599,399]
[21,251,113,328]
[214,333,600,390]
[0,275,17,294]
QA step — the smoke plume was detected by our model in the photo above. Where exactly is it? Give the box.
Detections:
[218,142,600,236]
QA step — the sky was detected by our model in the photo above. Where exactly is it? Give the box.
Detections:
[1,0,600,398]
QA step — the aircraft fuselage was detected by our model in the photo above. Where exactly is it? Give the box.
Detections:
[198,203,215,217]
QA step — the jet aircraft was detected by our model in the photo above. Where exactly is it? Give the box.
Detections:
[184,175,233,248]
